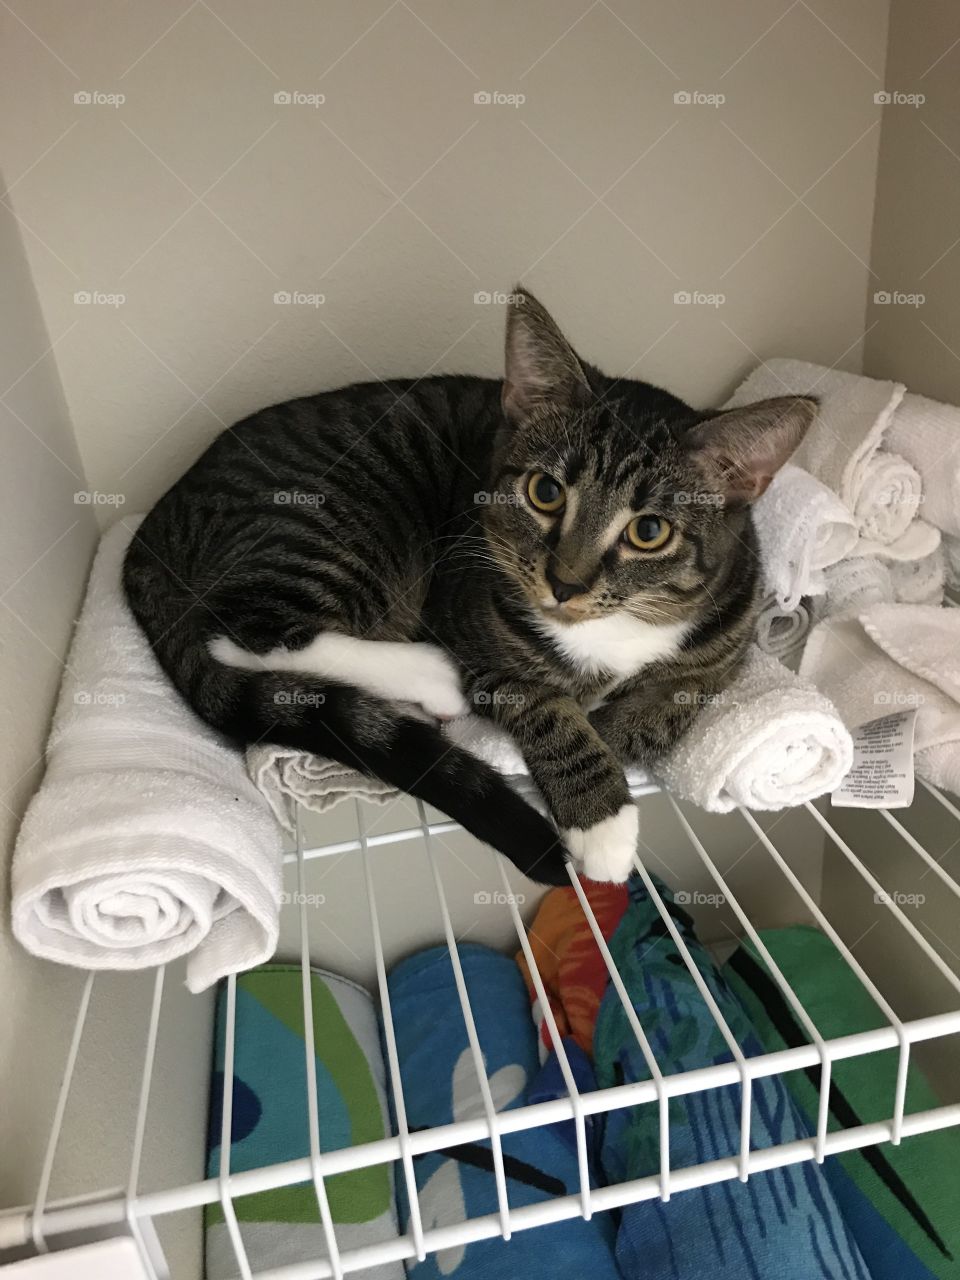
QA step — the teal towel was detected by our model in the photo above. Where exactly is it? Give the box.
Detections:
[205,964,403,1279]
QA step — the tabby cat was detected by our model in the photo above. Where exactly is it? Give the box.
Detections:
[124,290,815,885]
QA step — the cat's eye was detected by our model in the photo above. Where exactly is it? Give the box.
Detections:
[624,513,672,551]
[526,471,565,513]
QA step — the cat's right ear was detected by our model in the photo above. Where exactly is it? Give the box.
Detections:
[502,287,591,425]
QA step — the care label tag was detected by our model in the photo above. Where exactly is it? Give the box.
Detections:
[832,709,917,809]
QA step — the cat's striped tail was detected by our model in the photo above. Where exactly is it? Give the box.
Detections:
[219,673,571,885]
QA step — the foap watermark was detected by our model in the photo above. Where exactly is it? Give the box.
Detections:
[274,689,326,708]
[74,90,125,108]
[473,890,526,906]
[74,290,125,308]
[674,90,725,108]
[75,490,125,506]
[474,90,525,108]
[474,290,526,306]
[874,690,925,707]
[674,890,726,906]
[274,90,325,107]
[74,690,126,707]
[274,489,325,507]
[673,490,724,507]
[874,290,925,307]
[474,689,526,708]
[874,890,925,907]
[874,90,925,108]
[674,689,737,707]
[279,890,327,907]
[473,490,523,506]
[674,290,725,308]
[274,290,325,307]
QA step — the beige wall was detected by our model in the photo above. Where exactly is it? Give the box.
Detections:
[865,0,960,401]
[0,0,889,517]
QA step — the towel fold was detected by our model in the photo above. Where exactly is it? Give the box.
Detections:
[800,603,960,792]
[726,927,960,1280]
[725,361,938,560]
[205,965,402,1279]
[755,596,811,660]
[388,944,620,1279]
[654,646,853,811]
[886,390,960,538]
[944,535,960,590]
[594,877,870,1280]
[752,464,858,609]
[11,521,283,992]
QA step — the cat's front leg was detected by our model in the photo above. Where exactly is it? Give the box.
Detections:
[588,683,701,766]
[475,680,637,883]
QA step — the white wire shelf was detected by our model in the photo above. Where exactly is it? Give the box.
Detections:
[2,780,960,1279]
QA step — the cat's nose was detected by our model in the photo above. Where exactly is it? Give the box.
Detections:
[546,567,588,603]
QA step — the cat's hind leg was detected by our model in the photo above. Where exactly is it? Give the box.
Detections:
[209,633,468,720]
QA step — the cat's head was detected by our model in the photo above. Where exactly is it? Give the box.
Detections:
[482,288,816,626]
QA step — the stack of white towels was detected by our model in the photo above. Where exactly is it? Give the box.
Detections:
[10,364,960,984]
[728,360,960,795]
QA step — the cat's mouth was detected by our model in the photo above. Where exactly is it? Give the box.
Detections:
[535,593,596,624]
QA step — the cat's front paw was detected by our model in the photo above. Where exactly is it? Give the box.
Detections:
[565,803,638,883]
[401,644,470,721]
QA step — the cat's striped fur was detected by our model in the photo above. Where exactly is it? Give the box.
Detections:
[124,290,815,883]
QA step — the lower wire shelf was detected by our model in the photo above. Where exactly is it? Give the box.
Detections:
[3,780,960,1280]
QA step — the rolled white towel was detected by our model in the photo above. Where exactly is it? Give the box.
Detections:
[12,521,283,993]
[800,604,960,793]
[850,450,923,546]
[755,596,811,660]
[890,545,946,606]
[886,391,960,538]
[655,647,853,811]
[752,464,857,609]
[815,557,895,621]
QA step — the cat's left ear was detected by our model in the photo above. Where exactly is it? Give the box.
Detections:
[502,287,591,425]
[684,395,817,506]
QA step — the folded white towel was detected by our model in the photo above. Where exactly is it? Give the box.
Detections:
[654,647,853,812]
[249,717,653,831]
[890,545,946,606]
[725,360,938,559]
[751,464,857,609]
[815,556,895,621]
[886,391,960,538]
[12,521,283,993]
[800,604,960,791]
[755,596,811,660]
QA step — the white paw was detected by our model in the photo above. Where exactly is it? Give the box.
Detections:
[565,803,638,883]
[208,636,266,669]
[397,645,469,721]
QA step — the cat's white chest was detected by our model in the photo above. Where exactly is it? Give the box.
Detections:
[537,611,691,683]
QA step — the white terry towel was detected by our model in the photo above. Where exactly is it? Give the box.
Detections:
[724,360,938,558]
[249,719,653,832]
[654,647,853,812]
[886,391,960,538]
[752,464,857,609]
[755,596,811,661]
[890,545,946,606]
[800,604,960,794]
[815,556,895,621]
[12,521,283,993]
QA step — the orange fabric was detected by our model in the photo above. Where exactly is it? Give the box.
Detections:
[516,882,629,1059]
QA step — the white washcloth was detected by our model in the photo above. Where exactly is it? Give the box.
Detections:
[12,521,283,993]
[800,604,960,792]
[886,391,960,538]
[724,360,938,558]
[890,545,946,606]
[752,464,857,609]
[815,557,895,621]
[755,596,811,660]
[249,717,652,831]
[654,647,853,811]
